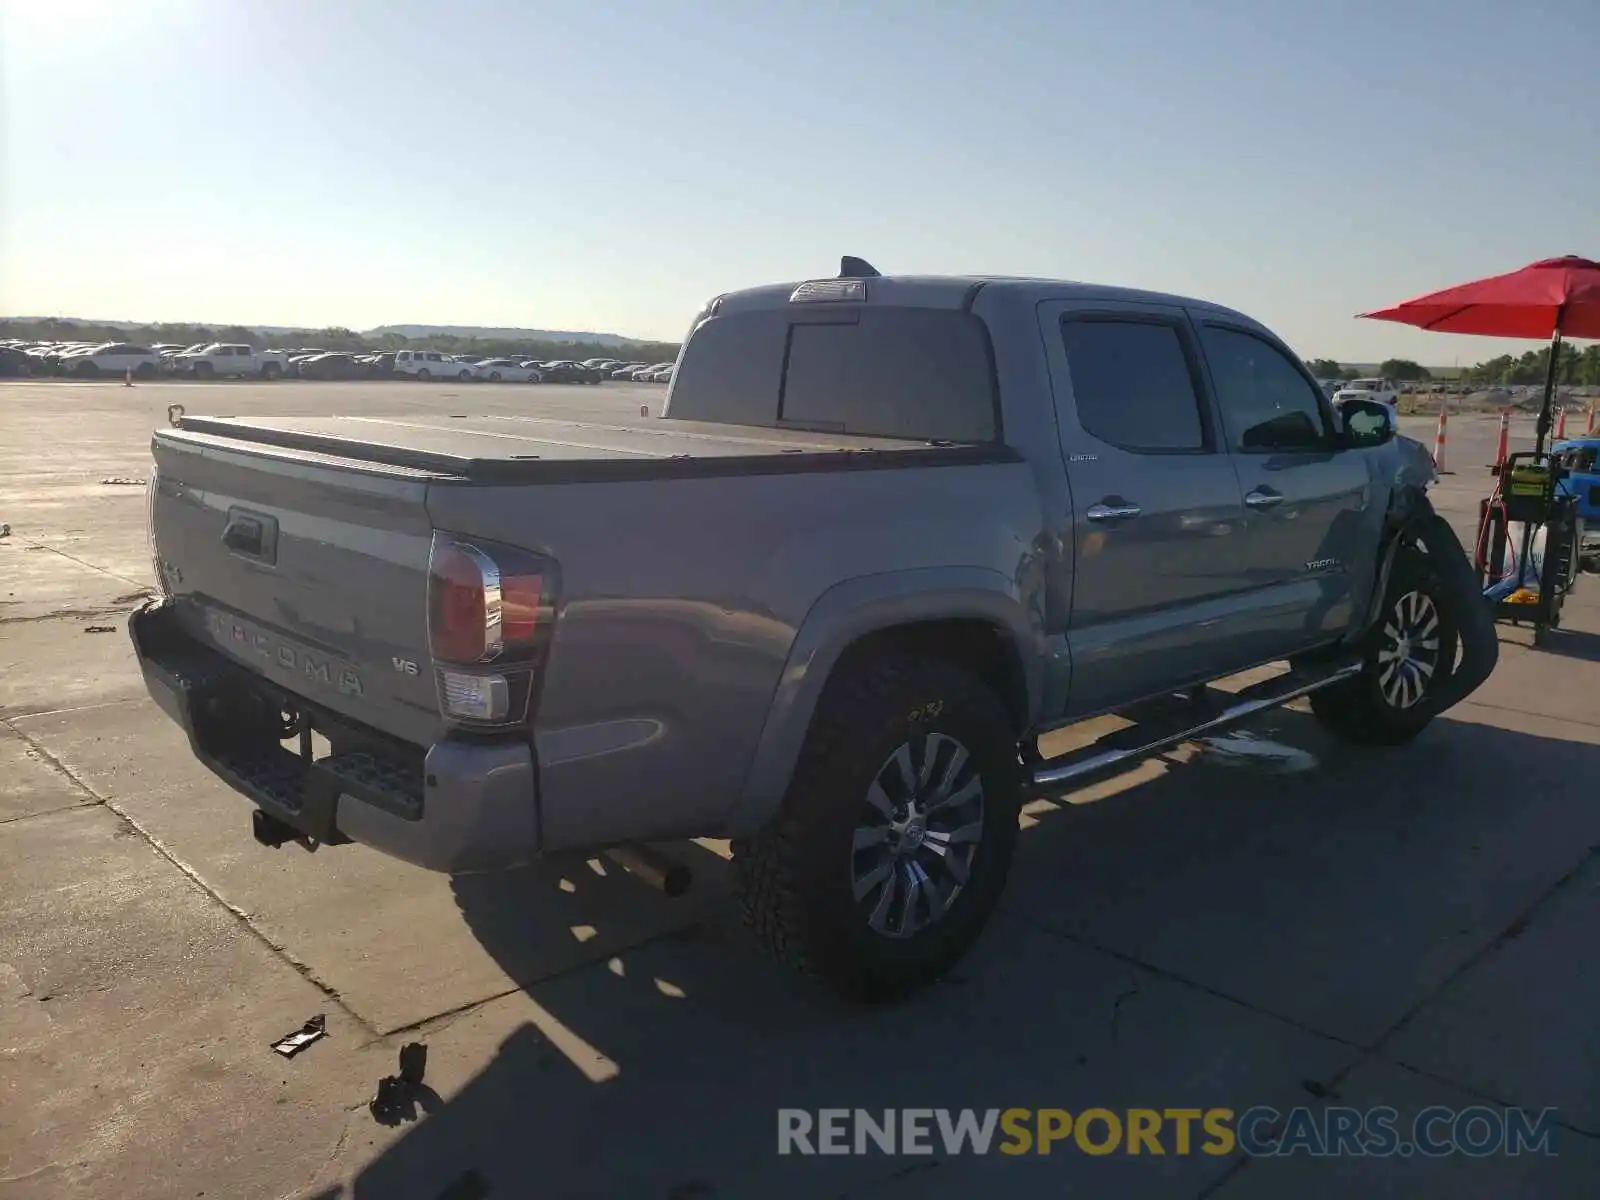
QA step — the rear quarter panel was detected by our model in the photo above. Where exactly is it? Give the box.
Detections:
[425,459,1046,849]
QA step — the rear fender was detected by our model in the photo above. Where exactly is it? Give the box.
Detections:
[724,568,1041,838]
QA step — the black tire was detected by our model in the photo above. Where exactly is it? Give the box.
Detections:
[1311,548,1458,745]
[733,656,1021,1002]
[193,361,214,379]
[77,360,100,378]
[261,362,281,380]
[417,368,431,381]
[489,371,502,382]
[458,369,471,382]
[134,362,157,380]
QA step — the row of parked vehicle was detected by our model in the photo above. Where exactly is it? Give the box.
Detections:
[0,338,679,385]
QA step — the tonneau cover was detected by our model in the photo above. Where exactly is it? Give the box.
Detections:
[166,412,1002,483]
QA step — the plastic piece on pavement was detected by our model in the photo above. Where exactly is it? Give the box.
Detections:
[271,1013,328,1058]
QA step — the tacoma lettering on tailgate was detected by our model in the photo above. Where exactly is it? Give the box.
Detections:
[205,608,365,697]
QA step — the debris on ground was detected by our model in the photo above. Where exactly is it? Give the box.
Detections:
[271,1013,328,1058]
[0,523,9,538]
[369,1041,431,1124]
[83,625,117,634]
[100,477,148,487]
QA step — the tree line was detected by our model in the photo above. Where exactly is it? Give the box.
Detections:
[1305,357,1438,383]
[0,318,681,365]
[1307,345,1600,388]
[1454,343,1600,387]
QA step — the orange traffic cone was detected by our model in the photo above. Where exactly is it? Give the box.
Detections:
[123,368,134,387]
[1432,406,1451,473]
[1555,407,1567,440]
[1493,410,1510,472]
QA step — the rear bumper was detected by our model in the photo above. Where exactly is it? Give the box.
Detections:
[128,598,539,873]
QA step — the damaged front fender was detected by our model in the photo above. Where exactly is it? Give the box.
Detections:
[1392,433,1440,494]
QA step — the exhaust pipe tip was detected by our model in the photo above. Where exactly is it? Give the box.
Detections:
[603,843,693,897]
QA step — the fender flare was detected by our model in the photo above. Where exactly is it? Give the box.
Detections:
[1346,490,1498,714]
[723,567,1041,838]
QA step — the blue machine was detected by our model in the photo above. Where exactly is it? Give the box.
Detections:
[1551,437,1600,567]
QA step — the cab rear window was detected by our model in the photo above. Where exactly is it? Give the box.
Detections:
[669,307,998,442]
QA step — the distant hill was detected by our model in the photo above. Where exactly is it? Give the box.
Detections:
[366,324,633,347]
[7,317,643,347]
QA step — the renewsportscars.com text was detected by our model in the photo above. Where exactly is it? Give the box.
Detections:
[777,1106,1561,1158]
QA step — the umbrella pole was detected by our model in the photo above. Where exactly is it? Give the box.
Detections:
[1511,327,1563,619]
[1534,329,1563,457]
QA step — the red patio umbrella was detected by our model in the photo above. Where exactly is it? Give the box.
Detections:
[1359,255,1600,455]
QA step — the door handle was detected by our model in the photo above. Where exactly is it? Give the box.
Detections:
[1244,488,1284,509]
[1086,501,1142,522]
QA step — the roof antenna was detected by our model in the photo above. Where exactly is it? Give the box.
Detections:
[839,256,881,279]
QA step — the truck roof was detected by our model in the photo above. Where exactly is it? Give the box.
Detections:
[713,272,1256,324]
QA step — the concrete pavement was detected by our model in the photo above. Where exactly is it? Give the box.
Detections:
[1,382,1595,1198]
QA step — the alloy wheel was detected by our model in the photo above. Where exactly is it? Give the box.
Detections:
[1377,589,1442,709]
[850,732,985,939]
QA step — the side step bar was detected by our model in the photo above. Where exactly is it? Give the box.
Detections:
[1027,660,1362,796]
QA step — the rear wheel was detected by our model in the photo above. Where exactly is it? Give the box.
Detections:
[77,360,100,378]
[1311,548,1456,745]
[734,656,1021,1001]
[134,362,157,380]
[261,362,281,380]
[489,371,502,382]
[416,368,431,380]
[458,369,471,381]
[193,361,214,379]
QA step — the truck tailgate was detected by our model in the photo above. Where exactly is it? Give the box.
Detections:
[149,430,443,748]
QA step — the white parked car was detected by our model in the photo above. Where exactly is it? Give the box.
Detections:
[631,361,675,381]
[62,342,163,379]
[1331,377,1399,414]
[471,358,543,383]
[393,349,474,380]
[160,343,208,368]
[168,343,290,379]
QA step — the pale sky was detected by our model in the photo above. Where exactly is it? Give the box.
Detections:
[2,0,1595,364]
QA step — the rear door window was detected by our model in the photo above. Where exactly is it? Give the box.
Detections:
[1059,317,1209,452]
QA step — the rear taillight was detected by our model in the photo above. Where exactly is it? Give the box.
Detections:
[426,533,557,728]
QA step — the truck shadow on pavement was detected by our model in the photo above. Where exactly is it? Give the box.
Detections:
[1526,626,1600,663]
[316,710,1600,1199]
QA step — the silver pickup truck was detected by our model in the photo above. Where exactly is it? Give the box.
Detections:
[130,259,1497,1000]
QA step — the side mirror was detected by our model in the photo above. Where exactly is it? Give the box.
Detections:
[1337,398,1396,448]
